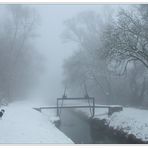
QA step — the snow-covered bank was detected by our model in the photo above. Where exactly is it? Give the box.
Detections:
[0,100,73,144]
[75,105,148,143]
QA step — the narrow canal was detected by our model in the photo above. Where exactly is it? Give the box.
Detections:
[56,109,134,144]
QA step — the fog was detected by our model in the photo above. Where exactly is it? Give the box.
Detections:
[33,5,117,103]
[0,4,147,107]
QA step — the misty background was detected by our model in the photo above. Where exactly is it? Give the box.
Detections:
[0,4,148,107]
[34,4,117,102]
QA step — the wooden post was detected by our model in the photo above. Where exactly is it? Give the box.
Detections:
[92,98,95,117]
[57,99,59,116]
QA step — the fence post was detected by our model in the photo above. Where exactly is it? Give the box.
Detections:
[92,97,95,117]
[57,99,59,116]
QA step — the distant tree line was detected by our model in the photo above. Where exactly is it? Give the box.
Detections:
[0,5,43,104]
[62,5,148,107]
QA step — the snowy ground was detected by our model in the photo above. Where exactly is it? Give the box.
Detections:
[74,104,148,143]
[0,99,73,144]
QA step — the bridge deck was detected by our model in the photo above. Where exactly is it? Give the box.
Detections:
[34,105,120,110]
[34,105,123,117]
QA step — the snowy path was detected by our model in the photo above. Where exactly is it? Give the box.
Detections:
[0,100,73,144]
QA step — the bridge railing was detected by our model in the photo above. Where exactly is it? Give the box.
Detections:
[57,97,95,117]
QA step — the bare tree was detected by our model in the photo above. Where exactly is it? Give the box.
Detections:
[104,5,148,70]
[62,11,116,103]
[62,6,148,106]
[0,5,41,103]
[103,5,148,106]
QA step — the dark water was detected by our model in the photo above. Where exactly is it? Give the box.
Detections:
[57,109,129,144]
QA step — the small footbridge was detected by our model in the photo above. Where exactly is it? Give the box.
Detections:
[34,85,123,117]
[34,95,123,118]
